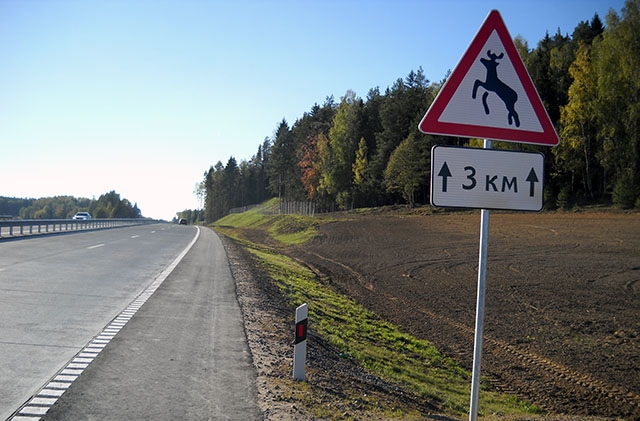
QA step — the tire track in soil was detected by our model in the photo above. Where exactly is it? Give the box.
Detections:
[410,304,640,418]
[298,249,640,419]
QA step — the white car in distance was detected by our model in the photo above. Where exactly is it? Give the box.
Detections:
[72,212,92,220]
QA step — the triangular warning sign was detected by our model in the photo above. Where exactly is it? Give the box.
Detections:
[419,10,559,146]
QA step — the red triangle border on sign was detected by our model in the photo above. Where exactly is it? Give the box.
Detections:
[419,10,559,146]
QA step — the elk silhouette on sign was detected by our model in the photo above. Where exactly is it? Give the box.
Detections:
[472,50,520,127]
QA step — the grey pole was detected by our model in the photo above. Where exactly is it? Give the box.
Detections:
[469,139,492,421]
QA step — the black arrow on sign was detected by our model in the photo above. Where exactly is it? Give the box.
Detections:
[438,162,452,192]
[526,168,539,197]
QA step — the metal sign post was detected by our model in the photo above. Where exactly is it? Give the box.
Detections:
[469,139,491,421]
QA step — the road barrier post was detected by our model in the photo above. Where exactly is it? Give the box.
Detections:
[293,303,308,381]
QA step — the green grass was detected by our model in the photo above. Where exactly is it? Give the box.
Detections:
[216,200,324,246]
[213,204,541,418]
[215,205,276,230]
[268,214,319,245]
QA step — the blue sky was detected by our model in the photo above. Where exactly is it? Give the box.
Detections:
[0,0,625,220]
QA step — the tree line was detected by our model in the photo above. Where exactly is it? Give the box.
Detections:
[194,1,639,223]
[0,191,142,219]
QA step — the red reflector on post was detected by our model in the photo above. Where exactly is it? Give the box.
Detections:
[295,319,307,344]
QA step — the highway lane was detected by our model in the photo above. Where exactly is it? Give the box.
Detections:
[0,224,197,420]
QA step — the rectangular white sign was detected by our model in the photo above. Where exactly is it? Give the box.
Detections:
[430,145,544,211]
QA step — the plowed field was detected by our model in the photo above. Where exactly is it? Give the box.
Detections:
[293,211,640,419]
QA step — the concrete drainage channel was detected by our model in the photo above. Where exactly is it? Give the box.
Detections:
[8,227,200,420]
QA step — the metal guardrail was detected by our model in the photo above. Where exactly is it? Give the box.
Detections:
[0,218,158,239]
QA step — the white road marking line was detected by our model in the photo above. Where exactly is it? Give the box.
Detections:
[54,375,78,382]
[30,397,57,406]
[18,406,49,416]
[61,367,85,374]
[39,389,65,397]
[87,244,104,249]
[130,235,139,239]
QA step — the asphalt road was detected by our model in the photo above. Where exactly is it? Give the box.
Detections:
[1,223,258,420]
[38,226,261,420]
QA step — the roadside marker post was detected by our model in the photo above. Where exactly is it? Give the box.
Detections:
[418,10,558,421]
[293,303,308,381]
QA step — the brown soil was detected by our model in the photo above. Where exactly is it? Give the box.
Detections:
[222,209,640,420]
[293,210,640,420]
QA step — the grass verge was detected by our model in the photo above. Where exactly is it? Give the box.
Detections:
[214,206,541,419]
